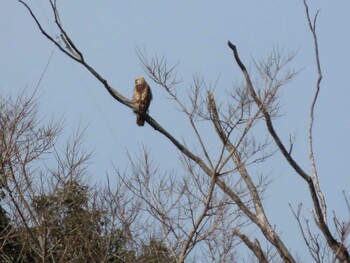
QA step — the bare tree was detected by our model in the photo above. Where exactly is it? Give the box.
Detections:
[0,92,175,263]
[0,91,60,262]
[16,0,350,262]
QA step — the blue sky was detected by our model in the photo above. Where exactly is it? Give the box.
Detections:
[1,0,350,261]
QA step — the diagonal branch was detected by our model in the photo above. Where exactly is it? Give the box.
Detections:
[207,93,264,218]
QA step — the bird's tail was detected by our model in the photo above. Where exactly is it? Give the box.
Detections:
[136,115,145,126]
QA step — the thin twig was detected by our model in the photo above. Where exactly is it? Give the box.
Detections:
[178,173,216,262]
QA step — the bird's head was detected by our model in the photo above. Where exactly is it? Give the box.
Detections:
[135,76,146,85]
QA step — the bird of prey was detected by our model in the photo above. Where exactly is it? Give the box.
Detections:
[132,76,152,126]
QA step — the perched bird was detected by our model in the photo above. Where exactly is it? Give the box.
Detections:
[132,76,152,126]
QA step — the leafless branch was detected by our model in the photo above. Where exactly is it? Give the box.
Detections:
[303,0,327,225]
[233,228,268,263]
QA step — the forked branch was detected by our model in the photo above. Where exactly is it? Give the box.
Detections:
[233,229,268,263]
[18,0,132,109]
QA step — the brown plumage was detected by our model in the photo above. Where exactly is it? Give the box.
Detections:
[132,76,152,126]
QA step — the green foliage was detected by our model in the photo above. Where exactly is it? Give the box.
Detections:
[1,180,172,263]
[0,206,37,263]
[106,229,136,263]
[31,180,106,262]
[0,205,17,262]
[137,238,175,263]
